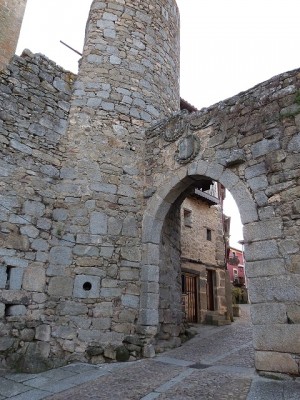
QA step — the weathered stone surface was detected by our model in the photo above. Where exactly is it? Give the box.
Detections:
[93,302,113,318]
[279,239,299,255]
[286,304,300,324]
[86,345,104,357]
[47,276,74,297]
[249,275,300,303]
[288,254,300,274]
[73,274,101,298]
[245,163,267,179]
[243,218,282,242]
[20,328,35,341]
[250,303,287,325]
[20,225,39,238]
[253,324,300,353]
[23,201,45,217]
[0,302,5,318]
[115,345,130,362]
[104,345,116,360]
[49,246,72,266]
[92,317,112,330]
[52,326,76,340]
[251,138,280,158]
[143,344,155,358]
[0,266,7,289]
[244,240,280,262]
[121,294,140,309]
[0,337,14,352]
[141,265,159,283]
[22,263,46,292]
[0,232,29,251]
[90,212,108,235]
[119,267,139,281]
[35,324,51,342]
[6,305,26,316]
[139,309,159,326]
[246,258,285,278]
[15,342,51,373]
[255,351,299,374]
[3,257,28,268]
[8,267,24,290]
[0,290,30,305]
[121,246,141,262]
[0,0,300,377]
[229,181,258,224]
[57,301,88,316]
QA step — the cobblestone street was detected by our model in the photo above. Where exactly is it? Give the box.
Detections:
[0,305,299,399]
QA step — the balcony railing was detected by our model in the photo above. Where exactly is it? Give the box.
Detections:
[194,182,219,205]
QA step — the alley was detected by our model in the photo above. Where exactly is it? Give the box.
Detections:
[0,305,299,400]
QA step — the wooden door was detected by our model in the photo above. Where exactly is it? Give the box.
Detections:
[182,272,198,323]
[207,269,216,311]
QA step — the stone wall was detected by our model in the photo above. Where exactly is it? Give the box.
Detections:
[0,0,299,377]
[181,196,224,266]
[0,0,27,70]
[0,50,75,370]
[181,195,228,322]
[157,200,182,351]
[142,68,300,375]
[1,0,182,371]
[45,0,180,364]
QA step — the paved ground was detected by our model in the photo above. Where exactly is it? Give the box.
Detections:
[1,305,300,399]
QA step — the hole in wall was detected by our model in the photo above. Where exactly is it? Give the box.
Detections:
[83,282,92,291]
[5,305,11,317]
[5,266,12,289]
[206,228,212,241]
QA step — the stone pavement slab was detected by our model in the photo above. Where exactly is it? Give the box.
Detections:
[3,389,52,400]
[47,359,185,400]
[0,305,300,399]
[156,368,252,400]
[0,377,31,398]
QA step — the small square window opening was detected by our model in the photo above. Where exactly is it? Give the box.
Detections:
[206,228,212,241]
[183,209,192,227]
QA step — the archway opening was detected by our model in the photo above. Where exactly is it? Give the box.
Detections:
[155,177,245,350]
[140,163,257,351]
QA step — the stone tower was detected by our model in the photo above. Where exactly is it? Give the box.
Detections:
[46,0,181,360]
[0,0,27,70]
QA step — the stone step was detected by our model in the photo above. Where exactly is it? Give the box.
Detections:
[205,314,232,326]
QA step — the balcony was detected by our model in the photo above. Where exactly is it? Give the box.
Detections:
[193,182,220,206]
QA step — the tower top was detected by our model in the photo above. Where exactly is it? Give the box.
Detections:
[75,0,180,123]
[0,0,27,70]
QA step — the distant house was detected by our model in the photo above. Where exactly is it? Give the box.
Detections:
[180,181,231,325]
[227,247,247,288]
[178,100,231,325]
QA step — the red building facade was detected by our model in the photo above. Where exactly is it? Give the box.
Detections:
[227,247,247,288]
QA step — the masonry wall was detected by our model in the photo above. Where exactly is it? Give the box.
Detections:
[180,196,227,321]
[1,0,300,377]
[0,0,27,70]
[143,68,300,375]
[0,50,75,370]
[47,0,180,364]
[1,0,181,371]
[157,201,182,351]
[181,197,224,266]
